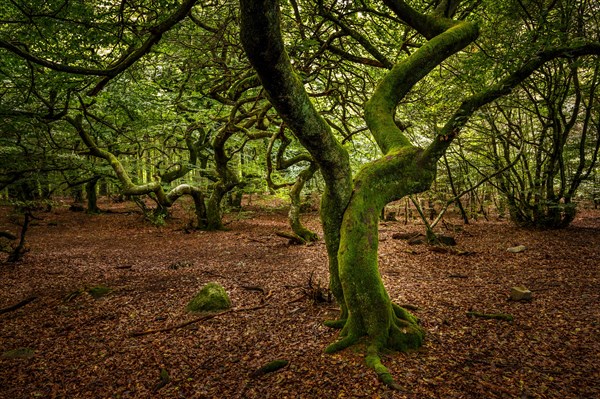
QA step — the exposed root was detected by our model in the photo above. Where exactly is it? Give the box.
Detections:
[324,333,359,354]
[366,346,403,391]
[392,302,419,325]
[325,304,424,389]
[323,318,346,329]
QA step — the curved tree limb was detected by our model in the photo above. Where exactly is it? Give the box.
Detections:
[240,0,353,314]
[422,42,600,163]
[0,0,198,96]
[65,115,207,228]
[365,20,479,154]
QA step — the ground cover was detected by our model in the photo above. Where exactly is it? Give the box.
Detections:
[1,199,599,398]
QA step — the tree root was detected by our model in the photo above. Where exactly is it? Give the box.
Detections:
[324,334,359,354]
[324,304,424,389]
[366,347,404,391]
[323,318,346,329]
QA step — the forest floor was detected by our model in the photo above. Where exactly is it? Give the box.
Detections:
[0,197,599,399]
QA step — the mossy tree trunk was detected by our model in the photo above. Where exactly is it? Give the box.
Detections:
[266,128,319,242]
[240,0,600,388]
[240,0,353,318]
[85,177,100,214]
[288,163,319,242]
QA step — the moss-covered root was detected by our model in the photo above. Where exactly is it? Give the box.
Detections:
[323,318,347,329]
[366,321,423,390]
[366,346,404,391]
[324,333,359,354]
[325,305,424,390]
[392,302,420,325]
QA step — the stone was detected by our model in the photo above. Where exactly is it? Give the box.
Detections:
[186,282,231,313]
[510,286,532,301]
[507,245,527,253]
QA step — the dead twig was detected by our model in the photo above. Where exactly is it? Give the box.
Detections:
[466,311,514,321]
[129,304,267,337]
[0,296,37,315]
[240,285,265,294]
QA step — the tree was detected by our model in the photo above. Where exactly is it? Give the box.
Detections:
[239,0,600,387]
[2,0,599,389]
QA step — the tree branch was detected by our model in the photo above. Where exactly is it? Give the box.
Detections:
[423,42,600,163]
[0,0,198,96]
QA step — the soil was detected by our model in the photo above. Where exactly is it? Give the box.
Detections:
[1,198,599,398]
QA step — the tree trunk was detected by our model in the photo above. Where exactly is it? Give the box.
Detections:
[86,177,100,214]
[288,163,318,242]
[328,148,434,365]
[206,184,227,230]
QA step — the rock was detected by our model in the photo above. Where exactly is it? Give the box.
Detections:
[186,282,231,313]
[507,245,527,253]
[510,286,532,301]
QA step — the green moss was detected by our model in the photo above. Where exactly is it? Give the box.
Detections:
[87,285,111,299]
[1,347,34,359]
[186,282,231,313]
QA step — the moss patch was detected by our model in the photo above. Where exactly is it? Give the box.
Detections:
[186,282,231,313]
[2,347,34,359]
[87,285,111,299]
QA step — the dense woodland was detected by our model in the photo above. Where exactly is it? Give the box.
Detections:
[1,0,599,396]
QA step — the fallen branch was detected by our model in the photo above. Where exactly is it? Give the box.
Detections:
[466,311,514,321]
[0,231,17,240]
[250,359,289,378]
[275,231,305,245]
[240,285,265,294]
[129,304,267,337]
[0,296,37,315]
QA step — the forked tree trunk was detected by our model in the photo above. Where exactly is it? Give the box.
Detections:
[240,0,600,389]
[328,148,435,364]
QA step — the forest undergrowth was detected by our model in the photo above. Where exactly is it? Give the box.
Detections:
[0,198,599,398]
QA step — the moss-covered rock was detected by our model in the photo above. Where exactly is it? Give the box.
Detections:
[186,282,231,313]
